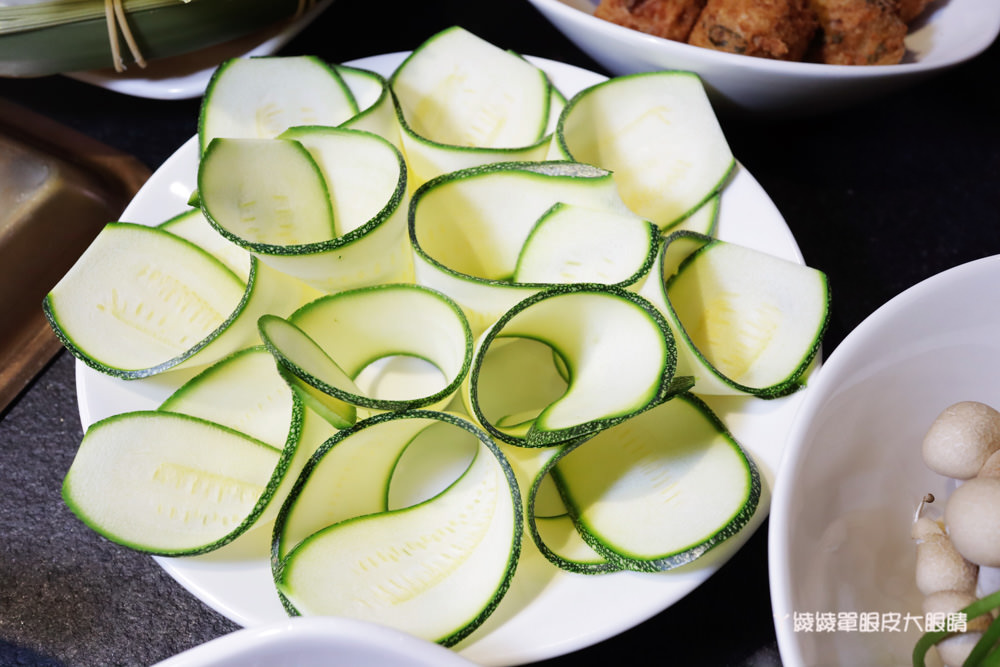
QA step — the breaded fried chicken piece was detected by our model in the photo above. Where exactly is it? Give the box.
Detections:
[807,0,908,64]
[594,0,707,42]
[896,0,931,23]
[687,0,819,61]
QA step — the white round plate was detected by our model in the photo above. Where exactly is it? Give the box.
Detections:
[75,52,815,666]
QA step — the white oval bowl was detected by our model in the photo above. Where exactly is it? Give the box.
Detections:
[526,0,1000,114]
[769,254,1000,666]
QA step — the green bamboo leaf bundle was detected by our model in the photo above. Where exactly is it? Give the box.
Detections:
[0,0,316,77]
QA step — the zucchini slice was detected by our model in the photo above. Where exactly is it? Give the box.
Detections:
[512,202,659,286]
[200,128,413,293]
[337,64,401,149]
[272,410,522,646]
[260,283,473,425]
[409,160,634,335]
[43,222,248,379]
[554,70,735,230]
[199,137,336,246]
[158,345,337,532]
[63,410,281,555]
[465,284,684,447]
[199,55,358,153]
[389,26,554,188]
[639,231,830,398]
[542,393,761,572]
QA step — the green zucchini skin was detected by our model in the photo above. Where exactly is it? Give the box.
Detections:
[0,0,307,77]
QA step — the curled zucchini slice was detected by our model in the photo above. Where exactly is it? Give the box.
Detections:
[553,70,735,231]
[389,25,556,189]
[199,127,413,293]
[199,54,359,153]
[409,160,634,335]
[465,283,687,448]
[272,410,522,647]
[259,283,472,427]
[639,230,830,398]
[533,393,761,572]
[44,222,255,379]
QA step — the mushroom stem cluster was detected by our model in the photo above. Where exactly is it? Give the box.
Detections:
[915,401,1000,666]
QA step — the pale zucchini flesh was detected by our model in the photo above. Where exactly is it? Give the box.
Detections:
[390,26,550,149]
[513,202,658,287]
[44,222,246,378]
[273,411,522,646]
[546,393,761,572]
[640,231,830,397]
[199,137,336,247]
[199,55,359,153]
[555,70,735,230]
[63,410,281,555]
[466,284,683,447]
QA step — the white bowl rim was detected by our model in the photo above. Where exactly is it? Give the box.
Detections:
[152,616,478,667]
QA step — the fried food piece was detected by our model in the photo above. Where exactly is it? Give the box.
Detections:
[807,0,908,65]
[896,0,931,23]
[594,0,707,42]
[687,0,819,61]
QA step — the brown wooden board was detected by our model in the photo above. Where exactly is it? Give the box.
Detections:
[0,98,150,413]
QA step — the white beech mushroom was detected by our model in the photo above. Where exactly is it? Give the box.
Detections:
[922,401,1000,480]
[915,402,1000,666]
[911,514,979,596]
[944,475,1000,569]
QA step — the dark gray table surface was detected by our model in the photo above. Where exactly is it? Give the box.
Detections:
[2,1,998,665]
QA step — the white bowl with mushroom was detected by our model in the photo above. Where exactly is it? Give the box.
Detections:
[525,0,1000,114]
[769,254,1000,667]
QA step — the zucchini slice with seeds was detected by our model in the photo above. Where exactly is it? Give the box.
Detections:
[639,230,829,398]
[63,410,282,555]
[554,70,735,230]
[540,392,761,572]
[465,284,685,448]
[200,128,413,293]
[199,137,336,246]
[199,54,358,153]
[389,26,554,188]
[272,410,522,647]
[43,222,248,379]
[158,345,337,531]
